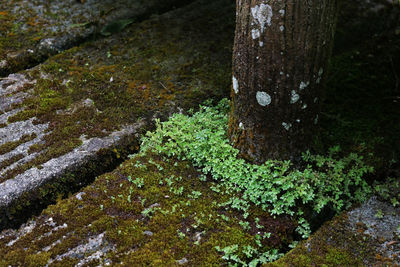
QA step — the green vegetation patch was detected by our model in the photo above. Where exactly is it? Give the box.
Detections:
[141,99,373,239]
[2,0,233,181]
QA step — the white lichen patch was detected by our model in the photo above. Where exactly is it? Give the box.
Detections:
[46,232,114,266]
[259,41,264,47]
[302,103,308,109]
[232,76,239,94]
[279,9,285,16]
[239,122,244,130]
[290,90,300,104]
[314,115,319,124]
[6,220,36,247]
[296,119,301,123]
[256,91,271,106]
[76,191,86,200]
[251,29,260,39]
[37,222,68,242]
[251,3,273,33]
[0,60,7,69]
[279,25,284,32]
[299,81,309,90]
[282,122,292,131]
[316,68,324,84]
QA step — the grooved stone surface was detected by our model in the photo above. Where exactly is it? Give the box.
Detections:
[0,122,144,207]
[0,0,192,76]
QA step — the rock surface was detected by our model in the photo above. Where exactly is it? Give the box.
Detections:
[269,196,400,266]
[0,0,193,76]
[0,0,233,229]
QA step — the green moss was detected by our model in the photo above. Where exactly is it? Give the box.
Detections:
[25,252,52,267]
[325,247,358,266]
[0,153,24,171]
[0,133,36,155]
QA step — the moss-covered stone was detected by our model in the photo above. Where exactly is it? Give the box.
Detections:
[267,196,400,266]
[0,151,296,265]
[0,0,195,77]
[0,133,36,156]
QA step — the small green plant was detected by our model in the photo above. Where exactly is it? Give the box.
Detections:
[239,220,250,231]
[373,177,400,208]
[255,217,264,229]
[177,230,186,239]
[170,186,184,196]
[215,244,282,266]
[215,245,245,265]
[141,206,160,218]
[128,176,144,188]
[374,209,384,219]
[188,190,202,199]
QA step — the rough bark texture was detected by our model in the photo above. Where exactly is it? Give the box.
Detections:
[229,0,338,163]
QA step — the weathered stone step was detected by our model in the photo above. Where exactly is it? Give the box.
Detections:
[0,0,194,77]
[268,196,400,266]
[0,0,234,229]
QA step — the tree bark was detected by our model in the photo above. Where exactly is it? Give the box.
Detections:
[229,0,339,163]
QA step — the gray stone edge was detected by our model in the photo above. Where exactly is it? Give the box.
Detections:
[0,120,146,208]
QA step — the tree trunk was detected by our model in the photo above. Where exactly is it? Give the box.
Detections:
[229,0,338,163]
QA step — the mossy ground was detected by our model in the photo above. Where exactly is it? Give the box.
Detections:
[0,0,136,75]
[0,151,296,266]
[1,0,233,181]
[0,0,70,75]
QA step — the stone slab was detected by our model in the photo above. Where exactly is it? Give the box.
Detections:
[0,0,193,76]
[269,196,400,266]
